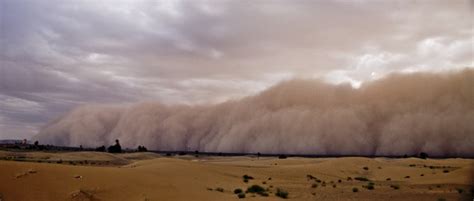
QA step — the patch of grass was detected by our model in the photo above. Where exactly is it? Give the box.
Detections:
[354,177,369,182]
[243,178,249,183]
[237,193,245,199]
[352,187,359,192]
[275,188,288,199]
[234,188,243,194]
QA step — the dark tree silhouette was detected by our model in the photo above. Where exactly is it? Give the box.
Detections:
[107,139,122,153]
[137,145,148,152]
[95,145,106,152]
[419,152,429,159]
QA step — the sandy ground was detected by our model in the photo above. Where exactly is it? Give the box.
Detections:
[0,151,472,201]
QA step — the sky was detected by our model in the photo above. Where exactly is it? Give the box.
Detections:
[0,0,473,140]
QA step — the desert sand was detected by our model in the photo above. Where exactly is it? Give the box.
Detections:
[0,151,472,201]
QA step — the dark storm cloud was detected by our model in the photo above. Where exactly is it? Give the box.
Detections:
[0,0,472,139]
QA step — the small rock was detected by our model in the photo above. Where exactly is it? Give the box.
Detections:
[74,175,83,179]
[15,172,28,179]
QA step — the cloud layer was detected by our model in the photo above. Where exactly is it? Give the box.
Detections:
[33,69,474,157]
[1,0,472,139]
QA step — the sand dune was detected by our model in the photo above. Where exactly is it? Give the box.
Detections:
[0,151,472,201]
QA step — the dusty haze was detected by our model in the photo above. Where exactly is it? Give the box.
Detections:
[33,69,474,157]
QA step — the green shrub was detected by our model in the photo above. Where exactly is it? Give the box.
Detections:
[247,185,265,193]
[234,188,243,194]
[363,182,375,190]
[275,188,288,199]
[237,193,246,199]
[243,174,253,182]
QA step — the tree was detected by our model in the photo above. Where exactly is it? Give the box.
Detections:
[107,139,122,153]
[137,145,148,152]
[95,145,106,152]
[419,152,428,159]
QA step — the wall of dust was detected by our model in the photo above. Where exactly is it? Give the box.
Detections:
[33,69,474,157]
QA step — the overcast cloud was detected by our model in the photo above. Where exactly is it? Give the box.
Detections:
[0,0,472,139]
